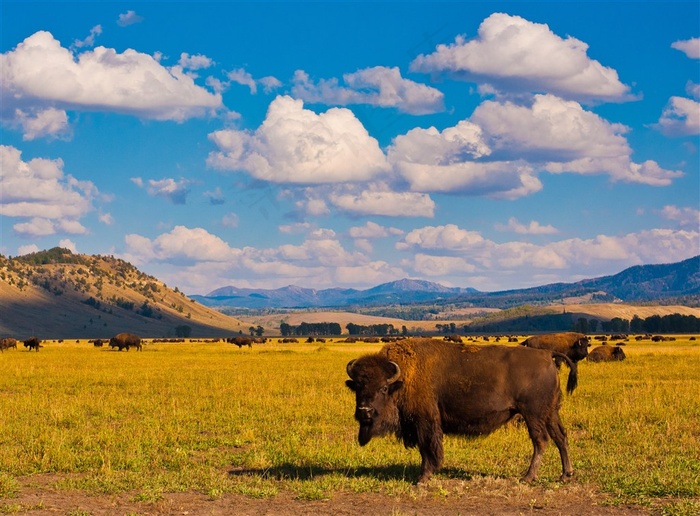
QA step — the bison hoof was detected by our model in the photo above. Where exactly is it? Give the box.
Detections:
[559,471,575,483]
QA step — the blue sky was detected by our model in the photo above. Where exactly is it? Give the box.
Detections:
[1,1,699,295]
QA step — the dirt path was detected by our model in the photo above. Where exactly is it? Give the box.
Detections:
[3,476,655,515]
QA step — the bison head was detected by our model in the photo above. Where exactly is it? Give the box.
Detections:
[572,337,590,361]
[345,356,402,446]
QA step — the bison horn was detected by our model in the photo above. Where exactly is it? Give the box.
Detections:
[346,359,357,378]
[386,361,401,384]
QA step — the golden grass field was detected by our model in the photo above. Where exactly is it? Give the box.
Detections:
[1,336,698,515]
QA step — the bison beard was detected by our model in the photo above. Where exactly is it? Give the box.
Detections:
[346,339,577,484]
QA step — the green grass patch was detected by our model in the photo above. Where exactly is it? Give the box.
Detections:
[1,338,698,511]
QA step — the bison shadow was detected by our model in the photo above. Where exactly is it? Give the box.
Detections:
[228,463,499,483]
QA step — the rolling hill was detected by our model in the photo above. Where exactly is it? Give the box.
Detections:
[0,248,247,339]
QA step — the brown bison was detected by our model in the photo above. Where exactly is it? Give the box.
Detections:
[109,332,142,351]
[23,337,41,351]
[345,338,577,484]
[521,332,589,365]
[0,338,17,352]
[227,336,252,348]
[587,345,626,362]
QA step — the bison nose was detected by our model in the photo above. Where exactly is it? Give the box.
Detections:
[356,406,374,421]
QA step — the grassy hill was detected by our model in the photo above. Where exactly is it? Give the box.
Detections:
[0,248,247,339]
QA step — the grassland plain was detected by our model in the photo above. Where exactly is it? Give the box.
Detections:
[0,337,698,515]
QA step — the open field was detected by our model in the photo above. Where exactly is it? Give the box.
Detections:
[1,337,699,515]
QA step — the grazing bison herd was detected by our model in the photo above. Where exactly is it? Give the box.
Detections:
[0,328,690,484]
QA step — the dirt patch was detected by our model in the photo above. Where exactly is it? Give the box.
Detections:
[3,475,655,515]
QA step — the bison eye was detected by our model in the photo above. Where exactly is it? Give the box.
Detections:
[380,385,388,394]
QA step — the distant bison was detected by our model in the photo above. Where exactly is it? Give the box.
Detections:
[109,332,142,351]
[587,345,626,362]
[346,338,577,483]
[1,338,18,352]
[521,332,590,365]
[23,337,41,351]
[443,334,462,343]
[227,336,252,348]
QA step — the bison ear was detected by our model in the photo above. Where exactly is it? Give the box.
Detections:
[388,380,403,394]
[345,379,357,392]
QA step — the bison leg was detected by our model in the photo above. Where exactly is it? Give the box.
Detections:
[416,423,444,484]
[546,410,574,482]
[521,418,549,483]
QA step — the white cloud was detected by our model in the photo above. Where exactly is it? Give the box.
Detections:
[412,254,477,276]
[58,239,77,252]
[132,177,192,204]
[260,76,283,94]
[179,53,214,71]
[72,25,102,49]
[221,213,239,228]
[17,244,40,256]
[292,66,445,114]
[124,226,240,265]
[204,187,225,205]
[658,205,700,229]
[397,223,700,289]
[349,221,404,239]
[495,217,558,235]
[207,95,390,183]
[410,13,632,102]
[655,96,700,136]
[1,30,222,134]
[14,107,70,141]
[475,94,682,185]
[672,37,700,59]
[227,68,257,94]
[0,145,97,236]
[328,186,435,217]
[117,10,144,27]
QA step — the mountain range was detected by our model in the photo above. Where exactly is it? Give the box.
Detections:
[192,256,700,310]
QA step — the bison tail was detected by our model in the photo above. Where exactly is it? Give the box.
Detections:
[552,352,578,395]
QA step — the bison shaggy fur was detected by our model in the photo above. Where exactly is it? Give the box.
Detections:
[109,332,142,351]
[521,332,590,365]
[346,338,576,484]
[587,344,626,362]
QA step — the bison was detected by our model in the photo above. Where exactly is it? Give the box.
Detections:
[521,332,589,365]
[0,338,17,352]
[587,345,626,362]
[346,338,577,484]
[23,337,41,351]
[109,332,142,351]
[227,336,252,348]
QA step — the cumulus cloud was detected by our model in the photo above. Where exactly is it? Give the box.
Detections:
[131,177,192,204]
[397,223,699,289]
[207,95,390,183]
[179,53,214,71]
[672,37,700,59]
[120,225,408,292]
[14,107,70,141]
[204,187,225,205]
[221,213,239,228]
[72,25,102,49]
[495,217,558,235]
[655,96,700,136]
[327,184,436,217]
[0,30,222,138]
[388,121,543,199]
[292,66,445,114]
[389,94,682,191]
[658,205,700,229]
[117,10,144,27]
[349,221,404,239]
[227,68,257,94]
[410,13,632,103]
[0,145,98,236]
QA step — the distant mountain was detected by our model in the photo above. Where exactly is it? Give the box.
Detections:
[193,279,478,309]
[193,256,700,310]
